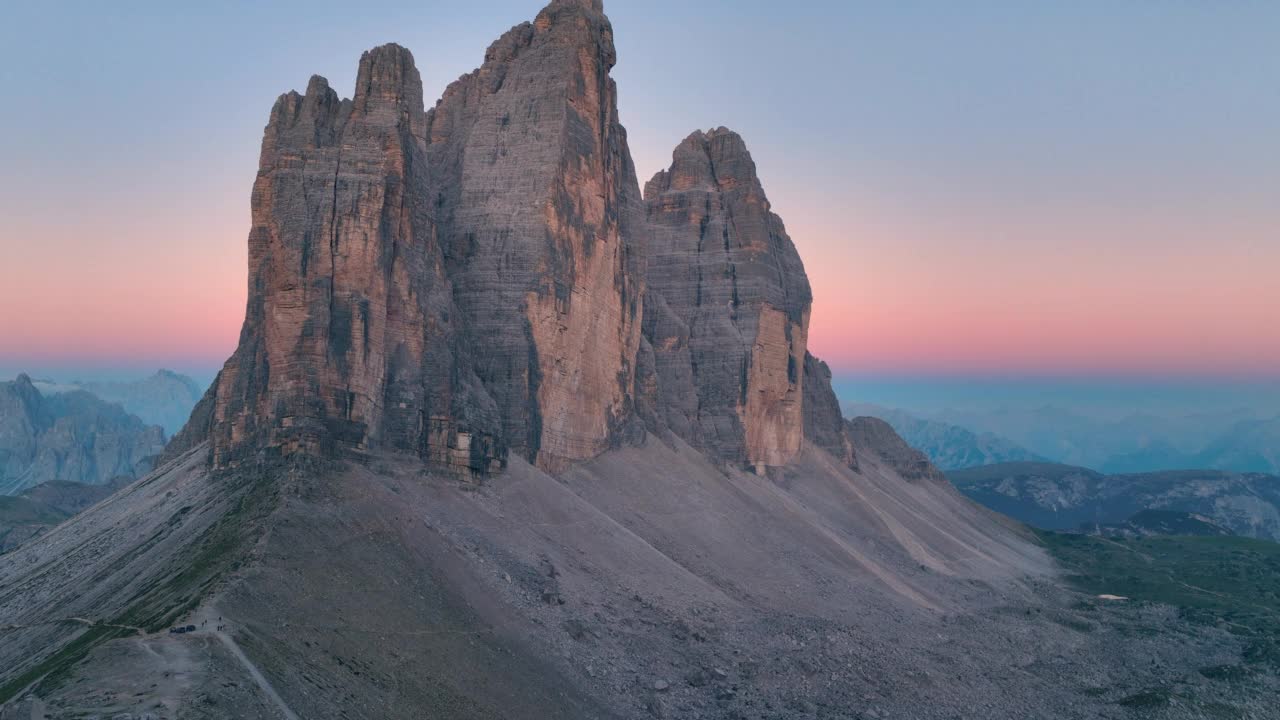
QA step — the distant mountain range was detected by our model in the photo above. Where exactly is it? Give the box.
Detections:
[1094,509,1235,539]
[1193,415,1280,475]
[949,462,1280,542]
[35,369,205,436]
[846,404,1043,470]
[0,374,167,495]
[850,403,1280,475]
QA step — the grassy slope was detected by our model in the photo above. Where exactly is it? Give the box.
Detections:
[1041,531,1280,667]
[0,459,282,705]
[0,497,68,551]
[0,497,68,527]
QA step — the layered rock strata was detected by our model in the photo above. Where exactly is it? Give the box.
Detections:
[425,0,646,470]
[179,1,645,474]
[803,352,858,469]
[642,128,816,472]
[175,46,504,473]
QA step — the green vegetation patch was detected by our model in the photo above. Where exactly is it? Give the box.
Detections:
[1039,531,1280,668]
[118,468,281,632]
[0,464,285,705]
[0,624,130,704]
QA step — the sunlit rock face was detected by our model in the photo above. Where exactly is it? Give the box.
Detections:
[172,2,866,478]
[642,128,818,472]
[175,1,647,474]
[174,45,504,474]
[424,0,646,472]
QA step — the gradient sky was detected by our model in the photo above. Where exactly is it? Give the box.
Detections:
[2,0,1278,387]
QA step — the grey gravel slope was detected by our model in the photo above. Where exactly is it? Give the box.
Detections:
[4,438,1273,719]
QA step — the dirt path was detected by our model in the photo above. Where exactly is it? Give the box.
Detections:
[212,630,300,720]
[4,610,297,720]
[0,617,145,635]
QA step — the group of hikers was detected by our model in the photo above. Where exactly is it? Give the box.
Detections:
[169,616,227,634]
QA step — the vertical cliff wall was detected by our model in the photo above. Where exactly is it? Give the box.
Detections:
[424,0,646,471]
[803,352,858,469]
[643,128,814,472]
[175,46,503,473]
[173,2,863,478]
[175,1,647,474]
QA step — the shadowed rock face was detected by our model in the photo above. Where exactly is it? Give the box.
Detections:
[642,128,815,471]
[848,416,948,484]
[803,353,858,469]
[425,0,646,471]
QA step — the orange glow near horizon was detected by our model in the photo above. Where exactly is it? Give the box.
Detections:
[4,184,1277,379]
[792,194,1280,377]
[0,200,248,365]
[1,113,1277,381]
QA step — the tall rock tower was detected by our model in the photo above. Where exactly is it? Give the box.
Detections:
[425,0,647,471]
[643,128,813,472]
[172,1,859,478]
[174,46,504,472]
[175,1,647,474]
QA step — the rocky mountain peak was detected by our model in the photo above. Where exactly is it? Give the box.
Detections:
[172,3,873,481]
[171,41,508,473]
[642,127,829,472]
[352,43,424,124]
[647,128,802,297]
[1,377,165,494]
[179,0,643,474]
[4,375,40,413]
[522,0,617,85]
[656,128,763,196]
[423,0,643,472]
[536,0,610,35]
[547,0,605,11]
